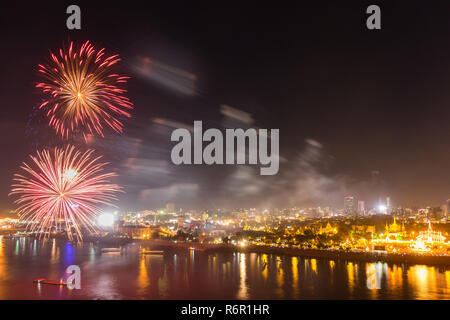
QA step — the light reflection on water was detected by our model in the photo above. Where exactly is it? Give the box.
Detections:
[0,237,449,299]
[292,257,299,296]
[238,253,248,299]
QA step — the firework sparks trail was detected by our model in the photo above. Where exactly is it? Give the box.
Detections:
[36,41,133,140]
[9,145,121,241]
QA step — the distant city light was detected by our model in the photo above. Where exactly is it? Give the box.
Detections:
[378,204,387,214]
[97,213,115,227]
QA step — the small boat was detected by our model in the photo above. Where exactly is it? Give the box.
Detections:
[189,247,206,252]
[142,250,164,255]
[101,247,121,253]
[34,278,66,286]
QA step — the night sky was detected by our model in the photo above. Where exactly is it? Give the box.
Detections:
[1,1,450,215]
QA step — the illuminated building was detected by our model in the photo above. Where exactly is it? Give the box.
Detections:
[417,222,446,244]
[386,197,391,214]
[344,196,356,215]
[411,238,429,252]
[358,201,365,216]
[379,217,407,241]
[318,222,338,235]
[373,218,449,253]
[443,200,449,219]
[385,217,403,234]
[118,225,158,239]
[411,222,446,252]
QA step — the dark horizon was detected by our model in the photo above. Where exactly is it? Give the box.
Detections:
[2,1,450,215]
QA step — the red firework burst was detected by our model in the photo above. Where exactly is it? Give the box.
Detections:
[36,41,133,140]
[9,145,121,241]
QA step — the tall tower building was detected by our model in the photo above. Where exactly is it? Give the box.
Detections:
[442,200,449,219]
[386,197,391,214]
[358,201,365,216]
[344,196,356,215]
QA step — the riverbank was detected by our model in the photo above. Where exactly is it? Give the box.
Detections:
[142,239,450,266]
[6,234,450,266]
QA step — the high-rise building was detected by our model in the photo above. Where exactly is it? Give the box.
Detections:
[344,196,356,215]
[386,196,391,214]
[358,201,365,216]
[442,200,449,218]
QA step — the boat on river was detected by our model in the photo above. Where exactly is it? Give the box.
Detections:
[34,278,67,286]
[101,247,121,253]
[141,250,164,255]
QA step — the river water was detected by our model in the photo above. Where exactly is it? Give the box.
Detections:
[0,237,449,299]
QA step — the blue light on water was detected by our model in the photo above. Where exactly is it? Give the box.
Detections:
[63,242,75,266]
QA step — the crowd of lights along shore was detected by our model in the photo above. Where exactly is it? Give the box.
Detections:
[4,196,450,259]
[9,145,121,242]
[36,41,133,140]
